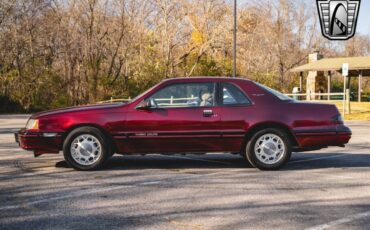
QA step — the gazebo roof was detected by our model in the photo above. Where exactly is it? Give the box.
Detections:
[291,56,370,72]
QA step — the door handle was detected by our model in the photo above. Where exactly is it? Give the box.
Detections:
[203,109,214,117]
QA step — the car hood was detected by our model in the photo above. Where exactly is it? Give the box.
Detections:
[31,103,126,119]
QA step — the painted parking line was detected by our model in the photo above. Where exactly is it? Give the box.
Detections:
[306,210,370,230]
[0,148,21,151]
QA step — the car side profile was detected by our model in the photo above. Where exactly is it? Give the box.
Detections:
[15,77,352,170]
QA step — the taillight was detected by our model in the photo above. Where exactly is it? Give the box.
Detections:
[331,114,343,124]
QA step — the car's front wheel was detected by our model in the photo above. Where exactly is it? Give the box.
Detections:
[246,128,291,170]
[63,127,111,171]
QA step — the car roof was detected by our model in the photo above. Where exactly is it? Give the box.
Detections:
[161,76,252,83]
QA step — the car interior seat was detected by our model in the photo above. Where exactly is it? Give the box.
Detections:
[200,92,213,107]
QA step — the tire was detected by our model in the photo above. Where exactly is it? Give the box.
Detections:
[63,127,111,171]
[245,128,292,170]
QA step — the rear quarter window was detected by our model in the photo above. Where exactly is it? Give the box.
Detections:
[255,83,293,101]
[220,83,251,106]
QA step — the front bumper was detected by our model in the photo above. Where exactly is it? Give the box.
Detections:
[15,129,62,155]
[293,125,352,150]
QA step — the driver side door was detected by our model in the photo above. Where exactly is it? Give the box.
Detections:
[123,82,223,154]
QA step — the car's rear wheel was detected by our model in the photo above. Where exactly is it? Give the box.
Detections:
[63,127,111,171]
[246,128,291,170]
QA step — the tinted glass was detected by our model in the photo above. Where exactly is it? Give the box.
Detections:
[256,83,292,101]
[221,83,250,105]
[149,83,215,108]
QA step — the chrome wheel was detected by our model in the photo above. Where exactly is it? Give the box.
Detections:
[254,133,285,165]
[70,134,102,166]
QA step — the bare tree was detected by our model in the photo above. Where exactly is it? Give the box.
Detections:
[0,0,368,113]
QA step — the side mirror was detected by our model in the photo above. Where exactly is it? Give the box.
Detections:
[136,99,157,110]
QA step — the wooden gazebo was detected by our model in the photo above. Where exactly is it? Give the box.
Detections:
[291,55,370,103]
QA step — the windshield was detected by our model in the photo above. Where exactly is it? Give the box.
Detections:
[130,83,162,103]
[256,83,293,101]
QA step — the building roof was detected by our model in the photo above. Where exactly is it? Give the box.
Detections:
[290,56,370,72]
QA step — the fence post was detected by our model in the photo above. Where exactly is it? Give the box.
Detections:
[346,89,351,114]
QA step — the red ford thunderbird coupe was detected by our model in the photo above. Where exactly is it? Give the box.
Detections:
[15,77,351,170]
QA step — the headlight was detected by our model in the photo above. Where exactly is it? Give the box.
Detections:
[26,119,39,130]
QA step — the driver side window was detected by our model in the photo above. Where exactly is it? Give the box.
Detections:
[148,82,215,108]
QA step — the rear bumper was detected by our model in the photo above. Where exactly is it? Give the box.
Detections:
[293,125,352,150]
[15,129,62,155]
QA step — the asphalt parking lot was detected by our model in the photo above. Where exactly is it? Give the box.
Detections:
[0,115,369,230]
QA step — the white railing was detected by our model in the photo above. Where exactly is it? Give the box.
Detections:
[98,96,200,106]
[155,96,199,106]
[97,97,132,104]
[97,92,351,115]
[285,92,349,116]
